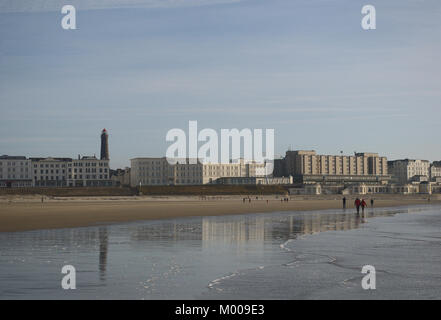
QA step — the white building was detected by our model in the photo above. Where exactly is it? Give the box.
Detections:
[388,159,430,184]
[202,159,266,184]
[0,155,33,187]
[1,130,112,188]
[67,156,111,187]
[130,157,268,187]
[131,157,176,186]
[130,158,204,186]
[31,157,71,187]
[31,156,111,187]
[289,184,322,195]
[215,176,293,185]
[430,162,441,181]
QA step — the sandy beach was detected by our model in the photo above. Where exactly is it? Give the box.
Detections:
[1,203,440,299]
[0,195,436,232]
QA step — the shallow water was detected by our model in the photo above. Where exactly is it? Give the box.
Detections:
[0,205,439,299]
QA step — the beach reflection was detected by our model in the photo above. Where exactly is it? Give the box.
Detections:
[200,208,397,248]
[0,206,418,299]
[98,228,108,281]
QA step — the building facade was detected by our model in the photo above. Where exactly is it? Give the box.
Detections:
[31,157,71,187]
[430,162,441,181]
[215,176,293,185]
[110,167,131,187]
[30,156,111,187]
[0,155,33,187]
[130,158,268,187]
[202,159,266,184]
[278,150,389,184]
[1,129,112,188]
[130,157,176,186]
[388,159,430,184]
[67,156,111,187]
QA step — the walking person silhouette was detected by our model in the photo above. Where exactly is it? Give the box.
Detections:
[354,198,361,214]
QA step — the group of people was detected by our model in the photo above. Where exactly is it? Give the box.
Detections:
[342,197,374,214]
[242,197,290,203]
[354,198,368,214]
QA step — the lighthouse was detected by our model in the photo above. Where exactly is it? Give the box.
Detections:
[100,129,109,160]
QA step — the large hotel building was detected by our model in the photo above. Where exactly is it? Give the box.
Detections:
[130,158,270,187]
[275,150,390,184]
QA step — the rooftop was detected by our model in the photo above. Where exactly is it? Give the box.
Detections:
[0,155,27,160]
[30,157,72,162]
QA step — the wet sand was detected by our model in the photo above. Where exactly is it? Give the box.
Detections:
[1,204,439,299]
[203,205,441,299]
[0,196,434,232]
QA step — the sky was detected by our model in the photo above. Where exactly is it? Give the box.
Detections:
[0,0,440,168]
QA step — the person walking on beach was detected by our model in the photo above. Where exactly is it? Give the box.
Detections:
[361,199,367,214]
[354,198,361,214]
[342,197,346,209]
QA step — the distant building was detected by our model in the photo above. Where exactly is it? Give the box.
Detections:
[273,158,286,177]
[131,157,183,186]
[289,184,322,195]
[1,129,112,188]
[202,159,266,184]
[276,150,389,185]
[30,156,111,187]
[215,176,293,185]
[110,167,131,187]
[388,159,430,184]
[130,158,269,187]
[30,157,71,187]
[0,155,33,187]
[344,183,419,195]
[430,162,441,181]
[419,181,432,194]
[67,156,111,187]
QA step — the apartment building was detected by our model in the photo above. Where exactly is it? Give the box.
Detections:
[130,158,267,187]
[30,156,111,187]
[202,159,266,184]
[278,150,389,184]
[31,157,71,187]
[430,162,441,181]
[130,157,174,186]
[67,156,111,187]
[0,155,33,187]
[388,159,430,184]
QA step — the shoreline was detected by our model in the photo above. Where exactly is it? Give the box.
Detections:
[0,195,437,232]
[202,206,441,299]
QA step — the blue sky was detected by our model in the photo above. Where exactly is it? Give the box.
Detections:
[0,0,440,168]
